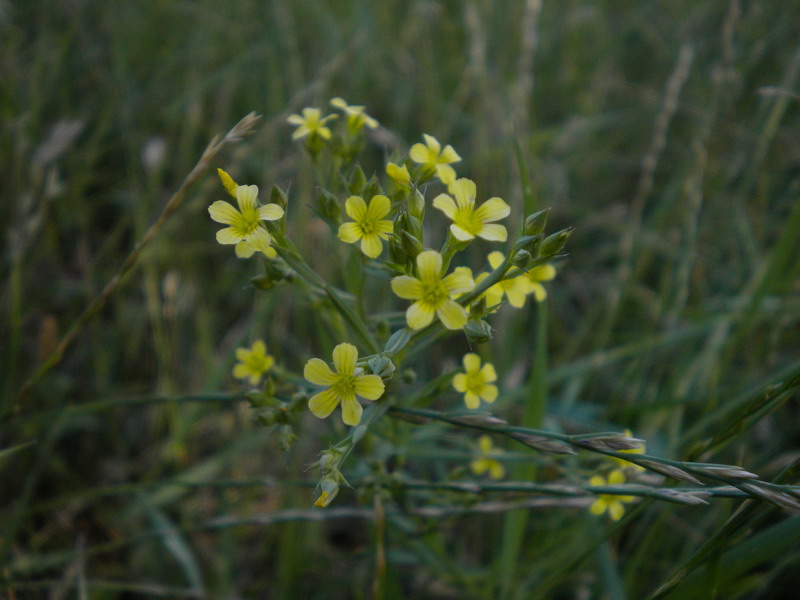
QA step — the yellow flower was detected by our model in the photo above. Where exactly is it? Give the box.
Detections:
[526,263,557,302]
[453,353,498,409]
[589,470,635,521]
[287,107,338,140]
[432,178,510,242]
[409,133,461,183]
[612,429,646,472]
[208,184,284,259]
[475,252,531,309]
[304,342,385,426]
[330,97,378,133]
[338,195,394,258]
[386,162,411,188]
[471,435,505,479]
[233,340,275,385]
[391,250,475,330]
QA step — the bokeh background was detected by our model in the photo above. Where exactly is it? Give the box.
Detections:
[2,0,800,598]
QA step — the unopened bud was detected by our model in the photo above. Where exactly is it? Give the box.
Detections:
[401,230,424,261]
[314,476,340,507]
[541,228,574,257]
[464,319,493,344]
[513,234,543,256]
[363,177,384,200]
[278,425,297,452]
[217,168,238,197]
[368,356,396,380]
[269,184,288,209]
[512,249,533,269]
[349,164,367,194]
[317,189,341,220]
[524,208,550,236]
[409,189,425,220]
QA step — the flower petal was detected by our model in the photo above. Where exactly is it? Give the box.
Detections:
[338,222,362,244]
[479,436,493,453]
[233,364,250,379]
[258,203,284,221]
[505,282,529,308]
[442,266,474,295]
[304,358,338,385]
[471,459,488,474]
[354,374,385,400]
[235,241,256,258]
[332,342,358,375]
[437,300,468,330]
[245,227,272,253]
[590,499,607,516]
[360,234,383,258]
[308,389,341,419]
[590,476,606,487]
[489,461,505,480]
[452,373,467,392]
[366,195,391,220]
[529,282,547,302]
[529,264,556,282]
[450,224,475,242]
[407,301,435,330]
[435,164,456,185]
[480,384,499,403]
[422,133,441,154]
[216,227,241,245]
[345,196,367,221]
[487,252,505,270]
[251,340,266,355]
[340,394,363,426]
[477,224,507,242]
[410,143,433,165]
[463,353,481,373]
[416,250,442,281]
[464,391,480,409]
[475,197,510,222]
[609,501,625,521]
[236,185,259,213]
[376,220,394,235]
[208,201,239,224]
[452,179,476,210]
[609,470,626,485]
[432,193,457,219]
[439,144,461,164]
[391,276,422,299]
[287,114,305,125]
[480,362,497,382]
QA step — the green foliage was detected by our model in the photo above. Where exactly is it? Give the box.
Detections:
[2,1,800,598]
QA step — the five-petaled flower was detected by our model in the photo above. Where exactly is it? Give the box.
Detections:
[589,470,635,521]
[330,97,378,134]
[526,263,557,302]
[432,178,510,242]
[338,195,394,258]
[391,250,475,330]
[208,184,284,259]
[410,134,461,184]
[233,340,275,385]
[287,107,338,140]
[476,252,531,309]
[453,353,498,408]
[471,435,505,479]
[304,342,385,426]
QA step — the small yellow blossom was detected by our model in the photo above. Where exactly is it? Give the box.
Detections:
[217,168,238,197]
[589,470,635,521]
[432,178,510,242]
[612,429,646,472]
[391,250,475,330]
[287,107,338,140]
[409,133,461,183]
[475,252,531,309]
[208,184,284,259]
[338,195,394,258]
[304,342,385,426]
[330,97,378,133]
[471,435,505,479]
[526,263,557,301]
[233,340,274,385]
[386,162,411,188]
[453,353,498,409]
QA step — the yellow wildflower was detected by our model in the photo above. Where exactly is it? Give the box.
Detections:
[304,342,385,426]
[471,435,505,479]
[338,195,394,258]
[409,133,461,183]
[453,353,498,408]
[391,250,475,330]
[208,184,284,259]
[526,263,557,301]
[287,107,337,140]
[476,252,531,309]
[233,340,274,385]
[589,470,635,521]
[612,429,646,472]
[330,97,378,133]
[432,178,510,242]
[386,162,411,188]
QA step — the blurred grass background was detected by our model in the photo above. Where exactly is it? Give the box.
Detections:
[2,0,800,598]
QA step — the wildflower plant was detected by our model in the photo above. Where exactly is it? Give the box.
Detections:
[205,98,798,531]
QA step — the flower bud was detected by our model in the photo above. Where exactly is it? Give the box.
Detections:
[314,476,340,508]
[349,164,367,194]
[217,168,238,197]
[541,228,574,257]
[464,319,493,344]
[524,208,550,236]
[269,184,288,210]
[368,355,396,380]
[409,189,425,220]
[512,249,533,270]
[317,189,341,220]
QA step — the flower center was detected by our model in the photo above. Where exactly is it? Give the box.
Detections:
[333,374,357,396]
[454,207,482,235]
[231,207,261,238]
[420,281,448,308]
[358,218,376,235]
[465,372,485,393]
